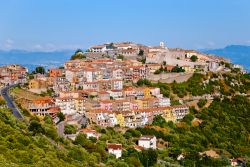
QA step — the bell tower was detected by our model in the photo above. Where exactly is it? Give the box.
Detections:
[160,41,165,48]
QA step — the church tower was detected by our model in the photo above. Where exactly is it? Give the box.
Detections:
[160,41,165,48]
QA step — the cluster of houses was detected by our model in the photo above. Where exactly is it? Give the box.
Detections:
[0,64,28,87]
[77,127,157,159]
[27,86,189,128]
[107,135,157,159]
[87,42,233,73]
[24,57,192,125]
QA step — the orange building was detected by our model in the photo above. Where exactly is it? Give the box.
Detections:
[29,97,60,118]
[49,68,63,77]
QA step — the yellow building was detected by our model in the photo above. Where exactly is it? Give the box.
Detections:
[182,65,195,73]
[146,64,162,73]
[74,97,86,114]
[162,107,177,122]
[135,99,143,109]
[29,79,47,89]
[143,87,151,98]
[116,113,125,127]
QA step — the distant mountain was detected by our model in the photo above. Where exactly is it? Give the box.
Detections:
[0,50,74,71]
[201,45,250,71]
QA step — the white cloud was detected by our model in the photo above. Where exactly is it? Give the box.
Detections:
[194,44,204,50]
[1,40,81,51]
[31,43,81,51]
[207,41,215,47]
[33,44,43,50]
[32,43,58,51]
[3,39,14,49]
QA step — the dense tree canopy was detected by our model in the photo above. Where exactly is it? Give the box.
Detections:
[34,66,45,74]
[190,55,198,62]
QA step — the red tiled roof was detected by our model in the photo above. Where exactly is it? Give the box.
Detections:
[91,45,105,49]
[107,144,122,150]
[47,107,61,113]
[79,128,96,133]
[139,135,155,141]
[134,145,144,151]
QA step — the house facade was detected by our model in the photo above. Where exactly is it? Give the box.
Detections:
[138,135,157,149]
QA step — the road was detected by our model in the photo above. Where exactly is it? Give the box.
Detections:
[1,86,24,120]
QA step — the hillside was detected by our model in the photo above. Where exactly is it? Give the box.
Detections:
[1,95,249,166]
[145,95,250,166]
[202,45,250,71]
[0,109,100,167]
[0,72,249,166]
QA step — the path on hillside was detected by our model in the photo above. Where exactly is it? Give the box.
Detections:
[1,86,24,120]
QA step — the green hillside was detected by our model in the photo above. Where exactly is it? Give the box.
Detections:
[0,109,97,167]
[0,73,250,167]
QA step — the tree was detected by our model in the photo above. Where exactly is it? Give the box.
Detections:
[70,49,86,60]
[191,55,198,62]
[138,49,144,56]
[139,149,158,167]
[197,99,207,108]
[28,120,45,135]
[154,69,161,74]
[74,133,87,146]
[125,157,143,167]
[43,115,53,124]
[89,136,97,143]
[28,74,34,79]
[139,58,146,64]
[34,66,45,74]
[57,112,65,122]
[182,114,194,124]
[71,53,86,60]
[125,129,141,137]
[137,79,144,86]
[75,49,83,54]
[64,124,77,134]
[117,54,124,60]
[152,115,167,128]
[0,99,6,106]
[171,65,185,73]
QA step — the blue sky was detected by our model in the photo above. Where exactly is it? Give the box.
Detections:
[0,0,250,51]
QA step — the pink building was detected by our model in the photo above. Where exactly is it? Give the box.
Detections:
[100,100,113,111]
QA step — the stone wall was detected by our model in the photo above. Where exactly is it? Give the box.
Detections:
[148,73,193,83]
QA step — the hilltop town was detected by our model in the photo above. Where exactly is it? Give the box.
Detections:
[1,42,243,127]
[0,42,249,166]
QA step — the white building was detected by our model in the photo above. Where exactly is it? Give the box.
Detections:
[90,45,106,52]
[79,129,100,139]
[138,135,157,149]
[159,98,171,107]
[172,105,189,120]
[112,79,123,90]
[107,144,122,159]
[112,69,124,79]
[55,97,85,115]
[90,44,117,53]
[150,87,161,97]
[108,90,123,99]
[209,61,219,72]
[109,113,118,126]
[185,50,197,58]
